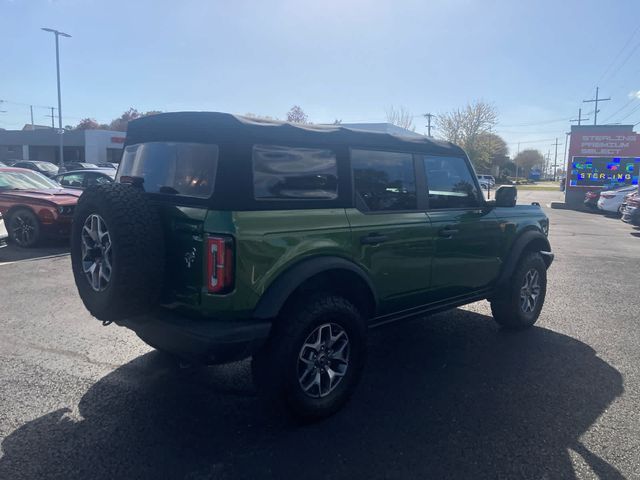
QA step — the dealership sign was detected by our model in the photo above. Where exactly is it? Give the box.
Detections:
[568,126,640,188]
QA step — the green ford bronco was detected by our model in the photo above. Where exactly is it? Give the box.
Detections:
[70,112,553,420]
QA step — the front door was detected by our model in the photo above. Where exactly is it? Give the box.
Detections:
[422,154,502,300]
[346,149,436,315]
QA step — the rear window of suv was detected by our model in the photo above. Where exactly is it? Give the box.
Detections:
[117,142,218,198]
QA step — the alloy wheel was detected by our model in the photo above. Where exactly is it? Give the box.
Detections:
[520,268,541,313]
[297,323,350,398]
[10,213,37,247]
[81,214,113,292]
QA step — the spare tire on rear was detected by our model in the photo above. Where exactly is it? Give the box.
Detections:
[71,183,165,322]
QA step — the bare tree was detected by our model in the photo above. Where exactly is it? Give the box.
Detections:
[286,105,308,124]
[436,101,499,170]
[385,106,415,131]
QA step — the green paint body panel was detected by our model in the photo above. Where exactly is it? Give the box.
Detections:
[158,202,549,322]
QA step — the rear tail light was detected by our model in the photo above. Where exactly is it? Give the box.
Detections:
[206,236,234,294]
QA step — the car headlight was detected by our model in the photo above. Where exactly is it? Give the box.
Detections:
[57,205,75,215]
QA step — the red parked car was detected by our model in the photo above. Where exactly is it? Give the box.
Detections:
[0,167,80,247]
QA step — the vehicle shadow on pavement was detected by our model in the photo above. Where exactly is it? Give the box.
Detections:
[0,310,624,479]
[0,241,69,264]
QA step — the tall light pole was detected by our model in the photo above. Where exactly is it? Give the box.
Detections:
[41,27,71,170]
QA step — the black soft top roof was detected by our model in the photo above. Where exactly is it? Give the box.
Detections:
[126,112,465,157]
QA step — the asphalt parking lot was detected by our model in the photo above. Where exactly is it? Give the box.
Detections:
[1,190,639,479]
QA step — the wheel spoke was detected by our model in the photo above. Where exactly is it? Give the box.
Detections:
[81,214,112,292]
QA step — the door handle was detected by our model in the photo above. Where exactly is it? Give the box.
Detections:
[360,233,389,245]
[438,226,459,238]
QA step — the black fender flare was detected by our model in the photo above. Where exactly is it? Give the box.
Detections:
[252,256,379,320]
[496,229,553,287]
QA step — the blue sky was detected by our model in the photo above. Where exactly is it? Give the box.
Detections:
[2,0,640,155]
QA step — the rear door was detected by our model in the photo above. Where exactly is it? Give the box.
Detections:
[346,149,437,315]
[422,154,502,300]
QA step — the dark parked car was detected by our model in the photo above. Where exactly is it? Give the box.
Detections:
[621,191,640,225]
[70,112,554,420]
[54,169,115,190]
[0,167,79,247]
[12,160,59,178]
[97,162,118,169]
[63,162,99,171]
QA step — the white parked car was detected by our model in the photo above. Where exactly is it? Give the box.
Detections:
[0,212,8,248]
[596,185,638,215]
[477,174,496,186]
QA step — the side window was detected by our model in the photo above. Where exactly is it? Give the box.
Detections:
[252,145,338,199]
[59,173,84,187]
[95,175,112,185]
[423,156,480,209]
[351,149,416,212]
[86,173,112,186]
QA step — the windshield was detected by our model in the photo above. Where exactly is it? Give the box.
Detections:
[35,162,58,172]
[0,170,61,190]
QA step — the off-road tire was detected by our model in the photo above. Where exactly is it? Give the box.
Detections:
[71,183,165,322]
[8,208,40,248]
[491,252,547,330]
[252,294,367,421]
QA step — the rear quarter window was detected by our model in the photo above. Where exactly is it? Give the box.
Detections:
[117,142,218,198]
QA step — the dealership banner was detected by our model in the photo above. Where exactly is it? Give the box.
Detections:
[567,125,640,188]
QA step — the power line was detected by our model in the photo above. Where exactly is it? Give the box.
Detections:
[616,102,640,122]
[602,38,640,87]
[596,24,640,87]
[498,117,570,128]
[603,96,636,123]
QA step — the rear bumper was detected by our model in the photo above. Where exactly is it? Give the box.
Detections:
[117,308,272,365]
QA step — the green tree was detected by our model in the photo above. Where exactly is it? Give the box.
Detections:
[513,149,545,177]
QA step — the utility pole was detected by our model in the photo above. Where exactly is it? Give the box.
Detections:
[570,108,590,126]
[30,105,34,129]
[42,27,71,170]
[424,113,435,137]
[515,142,520,182]
[46,107,56,128]
[551,137,563,182]
[583,87,611,126]
[545,150,551,180]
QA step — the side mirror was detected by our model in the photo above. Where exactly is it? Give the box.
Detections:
[494,185,517,207]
